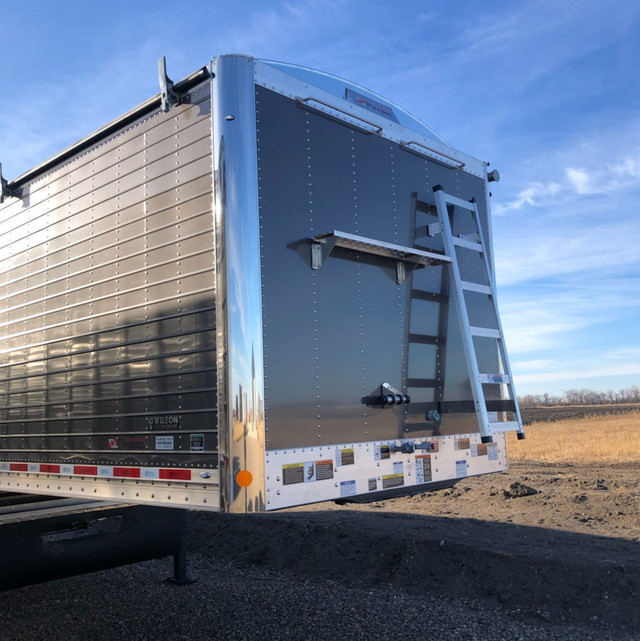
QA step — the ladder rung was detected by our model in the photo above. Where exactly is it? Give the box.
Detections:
[479,373,511,384]
[452,236,482,251]
[410,289,445,303]
[470,326,501,339]
[488,421,522,432]
[414,199,435,214]
[461,280,491,295]
[407,378,439,388]
[409,333,439,345]
[442,193,476,212]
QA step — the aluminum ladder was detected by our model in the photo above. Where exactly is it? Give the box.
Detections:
[431,185,524,442]
[404,193,451,415]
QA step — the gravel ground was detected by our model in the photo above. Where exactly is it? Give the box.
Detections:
[0,460,638,641]
[0,555,636,641]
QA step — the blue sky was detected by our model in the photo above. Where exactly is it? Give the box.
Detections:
[1,0,638,397]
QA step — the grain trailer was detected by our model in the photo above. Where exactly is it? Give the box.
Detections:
[0,55,524,520]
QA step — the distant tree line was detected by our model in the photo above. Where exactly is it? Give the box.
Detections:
[518,386,640,408]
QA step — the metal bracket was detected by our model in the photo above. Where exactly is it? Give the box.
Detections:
[0,162,22,203]
[426,221,442,237]
[310,235,338,270]
[158,56,180,113]
[0,163,13,203]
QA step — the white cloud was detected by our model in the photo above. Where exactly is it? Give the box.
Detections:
[494,149,640,216]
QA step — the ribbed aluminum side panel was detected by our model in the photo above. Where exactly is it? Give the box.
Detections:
[0,83,217,470]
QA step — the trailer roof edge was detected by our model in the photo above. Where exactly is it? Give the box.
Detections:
[8,66,210,190]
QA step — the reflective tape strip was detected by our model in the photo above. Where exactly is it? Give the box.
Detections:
[1,461,196,483]
[113,467,141,478]
[159,469,192,481]
[74,465,98,476]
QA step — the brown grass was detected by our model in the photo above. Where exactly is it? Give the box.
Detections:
[506,411,640,463]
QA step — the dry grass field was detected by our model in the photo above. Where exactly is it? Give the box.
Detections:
[507,410,640,463]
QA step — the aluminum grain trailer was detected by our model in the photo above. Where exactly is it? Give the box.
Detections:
[0,55,524,520]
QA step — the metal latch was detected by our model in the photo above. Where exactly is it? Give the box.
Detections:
[362,382,410,408]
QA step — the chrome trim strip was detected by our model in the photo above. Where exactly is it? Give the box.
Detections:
[212,56,266,513]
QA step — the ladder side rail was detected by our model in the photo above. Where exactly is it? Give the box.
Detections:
[468,200,525,437]
[433,188,493,441]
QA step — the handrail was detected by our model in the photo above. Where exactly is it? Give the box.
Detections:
[400,140,465,169]
[295,96,384,134]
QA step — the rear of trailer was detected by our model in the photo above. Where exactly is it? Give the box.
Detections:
[0,55,523,517]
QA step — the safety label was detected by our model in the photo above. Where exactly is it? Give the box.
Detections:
[471,443,488,457]
[283,463,304,485]
[340,480,357,497]
[155,435,174,450]
[282,460,334,485]
[190,434,204,452]
[335,448,355,466]
[382,473,404,489]
[455,459,468,477]
[368,477,378,491]
[487,443,499,461]
[415,454,432,483]
[374,444,390,460]
[455,438,471,450]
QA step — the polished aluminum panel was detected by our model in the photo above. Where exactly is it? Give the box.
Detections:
[255,85,496,453]
[0,82,217,473]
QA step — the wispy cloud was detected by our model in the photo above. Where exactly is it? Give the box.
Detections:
[495,151,640,214]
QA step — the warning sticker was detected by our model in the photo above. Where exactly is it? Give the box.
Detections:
[335,448,355,466]
[382,473,404,489]
[283,460,334,485]
[416,454,432,483]
[471,443,488,457]
[455,460,468,477]
[340,480,357,497]
[368,477,378,492]
[315,460,334,481]
[304,461,317,482]
[283,463,304,485]
[487,443,499,461]
[155,435,174,450]
[374,444,390,460]
[190,434,204,452]
[455,438,471,450]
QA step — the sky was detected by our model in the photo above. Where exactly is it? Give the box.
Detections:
[1,0,638,397]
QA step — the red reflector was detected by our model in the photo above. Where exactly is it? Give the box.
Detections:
[113,467,141,478]
[159,469,192,481]
[74,465,98,476]
[9,463,28,472]
[40,464,61,474]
